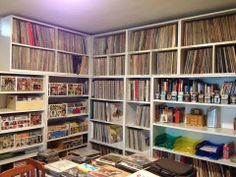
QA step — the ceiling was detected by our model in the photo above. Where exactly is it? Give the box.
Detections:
[0,0,235,34]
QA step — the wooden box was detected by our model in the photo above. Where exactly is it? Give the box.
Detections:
[186,114,206,127]
[7,95,44,110]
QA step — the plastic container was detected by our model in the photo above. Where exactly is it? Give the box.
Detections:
[174,137,201,155]
[195,140,224,160]
[155,133,181,149]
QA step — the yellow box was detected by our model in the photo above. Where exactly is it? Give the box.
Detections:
[7,95,44,110]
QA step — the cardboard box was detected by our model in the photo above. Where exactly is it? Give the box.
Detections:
[7,95,44,110]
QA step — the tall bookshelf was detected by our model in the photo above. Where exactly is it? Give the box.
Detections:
[0,72,46,165]
[0,15,91,166]
[0,15,89,76]
[91,8,236,174]
[90,32,126,154]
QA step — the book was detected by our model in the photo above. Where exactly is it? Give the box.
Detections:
[121,153,156,169]
[45,160,78,176]
[127,170,160,177]
[95,153,124,166]
[89,165,130,177]
[77,163,99,173]
[70,147,100,158]
[61,167,93,177]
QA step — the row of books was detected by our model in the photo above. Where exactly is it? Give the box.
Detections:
[92,101,123,122]
[155,78,236,103]
[58,30,86,54]
[92,122,122,144]
[183,48,212,74]
[49,81,89,96]
[12,46,56,72]
[183,14,236,45]
[155,150,236,177]
[0,112,42,130]
[93,57,107,76]
[94,33,126,55]
[95,153,156,172]
[215,46,236,73]
[109,56,125,75]
[48,101,88,118]
[154,105,185,123]
[152,51,177,75]
[134,105,150,127]
[129,54,150,75]
[130,23,177,51]
[0,75,43,91]
[127,79,150,102]
[91,80,124,100]
[48,120,88,140]
[12,18,55,48]
[0,129,43,151]
[127,128,149,151]
[48,134,87,152]
[57,53,88,74]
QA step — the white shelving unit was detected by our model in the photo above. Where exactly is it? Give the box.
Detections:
[90,8,236,169]
[0,72,46,166]
[0,7,235,172]
[0,15,91,166]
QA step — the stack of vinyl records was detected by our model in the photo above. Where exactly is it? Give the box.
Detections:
[95,153,124,166]
[37,149,59,163]
[116,153,157,173]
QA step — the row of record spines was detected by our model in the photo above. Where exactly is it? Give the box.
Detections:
[183,13,236,45]
[12,18,87,54]
[127,127,149,151]
[91,80,124,100]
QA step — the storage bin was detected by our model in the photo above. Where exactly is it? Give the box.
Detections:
[155,133,181,149]
[174,137,201,155]
[7,95,44,110]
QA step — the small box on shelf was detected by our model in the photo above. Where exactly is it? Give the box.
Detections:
[0,76,16,91]
[7,95,44,111]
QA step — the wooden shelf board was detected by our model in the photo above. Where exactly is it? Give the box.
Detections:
[12,42,55,51]
[57,143,88,153]
[0,91,45,94]
[48,113,88,120]
[153,146,236,167]
[153,99,236,108]
[49,95,89,98]
[0,125,44,135]
[89,139,123,150]
[126,124,150,131]
[47,131,88,142]
[91,98,124,102]
[0,108,44,114]
[92,75,124,79]
[0,152,38,165]
[126,100,150,104]
[90,119,123,126]
[153,122,236,137]
[125,148,150,155]
[57,49,88,56]
[0,143,43,155]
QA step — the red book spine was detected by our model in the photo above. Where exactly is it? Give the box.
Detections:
[27,22,34,46]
